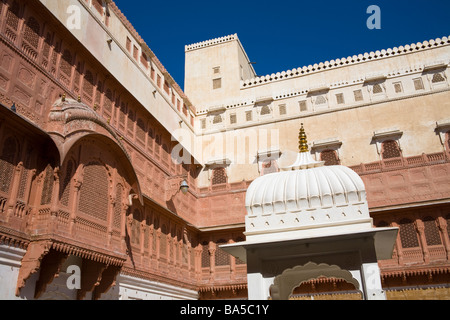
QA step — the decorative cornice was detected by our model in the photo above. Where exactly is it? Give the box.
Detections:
[0,229,29,250]
[185,34,238,52]
[241,36,450,89]
[381,265,450,278]
[51,241,126,267]
[198,283,247,293]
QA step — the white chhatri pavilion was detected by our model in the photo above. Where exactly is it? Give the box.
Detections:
[221,124,398,300]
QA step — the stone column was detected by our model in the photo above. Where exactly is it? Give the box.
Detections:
[106,195,115,247]
[209,241,216,282]
[120,203,130,252]
[416,219,429,264]
[6,162,22,221]
[437,217,450,260]
[49,167,61,233]
[391,222,403,265]
[194,244,202,281]
[69,179,82,235]
[361,262,386,300]
[140,220,146,265]
[246,249,271,300]
[229,239,236,281]
[148,225,154,259]
[247,272,268,300]
[155,229,161,269]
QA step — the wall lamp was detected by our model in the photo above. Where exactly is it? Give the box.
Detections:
[179,179,189,195]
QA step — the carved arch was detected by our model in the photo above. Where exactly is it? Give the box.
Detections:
[269,262,360,300]
[46,98,143,205]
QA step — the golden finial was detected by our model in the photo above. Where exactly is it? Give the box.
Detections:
[77,95,81,103]
[61,93,66,102]
[299,123,309,153]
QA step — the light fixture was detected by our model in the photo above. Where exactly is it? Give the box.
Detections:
[179,179,189,195]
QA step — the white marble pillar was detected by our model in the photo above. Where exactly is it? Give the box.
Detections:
[361,262,386,300]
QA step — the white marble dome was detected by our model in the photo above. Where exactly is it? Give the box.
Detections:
[244,126,373,240]
[245,165,367,216]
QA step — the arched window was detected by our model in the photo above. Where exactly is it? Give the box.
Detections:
[372,83,383,94]
[22,16,40,60]
[131,209,142,245]
[83,70,94,98]
[423,216,442,246]
[79,162,109,221]
[147,128,154,151]
[260,105,271,116]
[213,114,222,124]
[119,102,127,128]
[201,241,210,268]
[0,137,17,194]
[155,135,161,155]
[215,239,230,266]
[40,165,54,205]
[432,72,445,83]
[399,218,419,248]
[320,150,340,166]
[127,109,135,134]
[212,167,227,185]
[5,1,20,42]
[60,50,73,75]
[136,118,146,143]
[103,88,113,114]
[17,145,33,202]
[381,140,401,159]
[315,95,327,105]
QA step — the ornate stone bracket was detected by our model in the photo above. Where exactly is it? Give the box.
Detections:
[34,250,68,299]
[92,265,121,300]
[77,259,107,300]
[15,240,52,296]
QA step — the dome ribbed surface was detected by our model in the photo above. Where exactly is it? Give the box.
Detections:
[245,165,366,216]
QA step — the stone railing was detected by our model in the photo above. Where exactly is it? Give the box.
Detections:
[349,152,448,175]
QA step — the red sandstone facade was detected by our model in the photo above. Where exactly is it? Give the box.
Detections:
[0,0,448,300]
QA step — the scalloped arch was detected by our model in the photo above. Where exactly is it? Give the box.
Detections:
[269,262,360,300]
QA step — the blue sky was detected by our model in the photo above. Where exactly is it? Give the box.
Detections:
[113,0,450,90]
